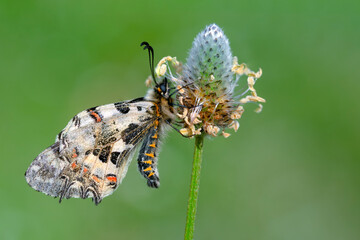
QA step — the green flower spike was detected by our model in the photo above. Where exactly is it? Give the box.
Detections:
[177,23,265,138]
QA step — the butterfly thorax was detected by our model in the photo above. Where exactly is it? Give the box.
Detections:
[145,79,177,123]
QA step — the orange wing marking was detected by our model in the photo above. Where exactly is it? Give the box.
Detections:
[89,110,102,122]
[106,176,117,183]
[92,175,100,183]
[72,148,78,158]
[71,162,77,169]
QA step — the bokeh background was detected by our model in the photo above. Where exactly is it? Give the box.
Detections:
[1,0,359,239]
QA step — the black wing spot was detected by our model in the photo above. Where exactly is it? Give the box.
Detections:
[93,149,100,156]
[110,152,120,165]
[72,115,81,127]
[99,146,111,163]
[114,102,130,114]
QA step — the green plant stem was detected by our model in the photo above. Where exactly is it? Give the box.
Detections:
[184,134,204,240]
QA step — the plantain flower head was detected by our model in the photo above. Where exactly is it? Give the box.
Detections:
[174,24,265,138]
[153,24,265,138]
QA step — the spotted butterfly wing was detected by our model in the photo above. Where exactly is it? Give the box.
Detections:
[25,99,165,205]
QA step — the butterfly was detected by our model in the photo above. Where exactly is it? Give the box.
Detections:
[25,42,181,205]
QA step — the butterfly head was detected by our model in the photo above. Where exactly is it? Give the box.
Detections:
[155,78,170,99]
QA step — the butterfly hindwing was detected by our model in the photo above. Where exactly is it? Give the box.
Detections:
[25,142,68,197]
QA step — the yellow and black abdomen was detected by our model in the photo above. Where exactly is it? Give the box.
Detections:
[137,124,162,188]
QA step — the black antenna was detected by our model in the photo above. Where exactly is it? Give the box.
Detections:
[140,41,157,85]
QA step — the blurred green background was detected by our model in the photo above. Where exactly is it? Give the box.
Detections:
[1,0,359,239]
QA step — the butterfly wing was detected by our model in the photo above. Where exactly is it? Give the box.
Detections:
[25,99,157,204]
[25,141,67,197]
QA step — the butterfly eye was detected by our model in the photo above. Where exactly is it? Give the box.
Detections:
[158,78,168,94]
[160,83,167,93]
